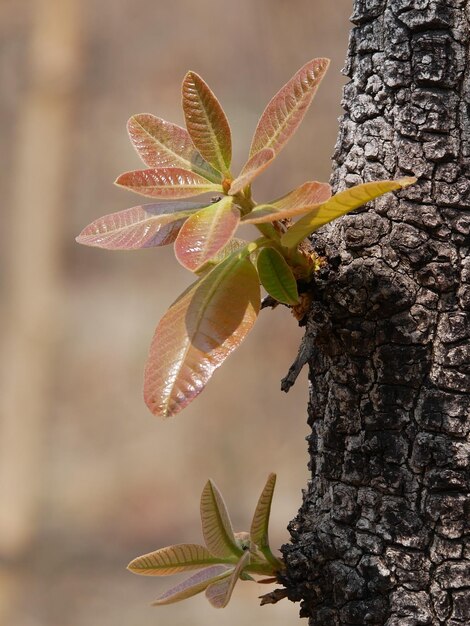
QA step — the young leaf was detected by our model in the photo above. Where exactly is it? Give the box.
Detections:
[75,200,208,250]
[234,531,251,552]
[249,58,330,158]
[127,544,225,576]
[182,71,232,176]
[205,550,250,608]
[201,479,243,559]
[152,565,232,606]
[228,148,275,195]
[241,179,331,224]
[174,197,240,272]
[250,474,276,549]
[127,114,222,183]
[144,251,260,417]
[195,238,249,275]
[281,177,417,249]
[115,167,223,199]
[257,248,299,305]
[271,180,331,212]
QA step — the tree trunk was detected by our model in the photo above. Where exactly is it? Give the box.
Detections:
[281,1,470,624]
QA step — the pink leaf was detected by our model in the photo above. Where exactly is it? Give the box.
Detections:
[75,201,209,250]
[144,253,260,417]
[242,181,331,224]
[182,72,232,176]
[271,180,332,211]
[152,565,233,605]
[115,167,223,199]
[174,197,240,271]
[228,149,275,195]
[127,114,221,183]
[205,551,250,608]
[249,58,330,158]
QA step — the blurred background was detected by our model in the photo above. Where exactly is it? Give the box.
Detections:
[0,1,350,624]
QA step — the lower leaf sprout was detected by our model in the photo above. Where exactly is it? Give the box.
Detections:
[127,473,284,608]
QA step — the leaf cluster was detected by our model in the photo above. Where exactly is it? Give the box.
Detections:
[128,474,282,608]
[77,59,415,417]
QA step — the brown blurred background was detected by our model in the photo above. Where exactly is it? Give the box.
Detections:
[0,1,350,624]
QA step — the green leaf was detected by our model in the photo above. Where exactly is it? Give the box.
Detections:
[228,148,275,195]
[249,58,329,158]
[115,167,222,199]
[127,544,227,576]
[201,480,243,559]
[174,197,240,272]
[250,474,276,549]
[127,114,222,183]
[205,551,250,608]
[143,251,260,417]
[281,177,417,249]
[182,71,232,176]
[257,248,299,305]
[152,565,233,606]
[75,200,208,249]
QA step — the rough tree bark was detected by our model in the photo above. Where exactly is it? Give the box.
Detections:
[281,1,470,625]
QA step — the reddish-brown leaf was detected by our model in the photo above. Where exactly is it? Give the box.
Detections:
[144,253,260,417]
[271,180,332,211]
[182,72,232,176]
[228,148,275,195]
[195,238,248,276]
[249,58,329,158]
[127,114,221,183]
[242,181,331,224]
[75,201,208,249]
[115,167,222,199]
[174,197,240,271]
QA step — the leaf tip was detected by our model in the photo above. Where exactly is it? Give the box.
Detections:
[398,176,418,187]
[114,174,125,187]
[182,69,198,85]
[144,395,173,419]
[206,478,216,492]
[143,368,177,419]
[126,113,137,129]
[310,57,331,76]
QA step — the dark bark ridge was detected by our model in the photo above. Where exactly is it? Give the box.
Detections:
[281,2,469,625]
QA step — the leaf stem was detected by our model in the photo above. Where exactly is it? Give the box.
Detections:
[255,222,282,243]
[231,189,312,278]
[232,190,255,215]
[260,547,284,571]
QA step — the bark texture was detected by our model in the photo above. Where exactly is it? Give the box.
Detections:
[281,1,470,624]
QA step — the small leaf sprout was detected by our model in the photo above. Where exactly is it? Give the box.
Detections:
[127,474,283,608]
